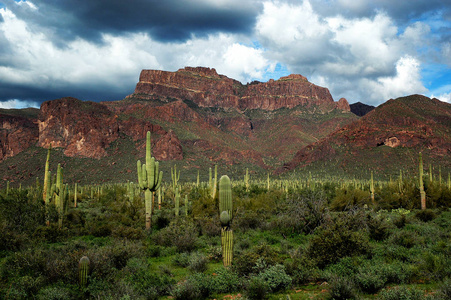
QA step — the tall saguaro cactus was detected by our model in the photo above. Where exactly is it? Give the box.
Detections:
[79,256,90,288]
[137,131,163,230]
[419,152,426,210]
[370,171,375,204]
[219,175,233,267]
[43,146,52,225]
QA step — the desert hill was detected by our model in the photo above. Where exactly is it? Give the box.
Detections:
[280,94,451,177]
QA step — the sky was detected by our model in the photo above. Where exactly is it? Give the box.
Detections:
[0,0,450,109]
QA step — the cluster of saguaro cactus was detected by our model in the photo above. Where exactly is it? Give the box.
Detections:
[219,175,233,267]
[79,256,90,288]
[419,152,426,210]
[137,131,163,230]
[42,146,67,227]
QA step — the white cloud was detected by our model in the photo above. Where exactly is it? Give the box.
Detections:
[0,7,275,102]
[364,55,427,102]
[0,99,39,109]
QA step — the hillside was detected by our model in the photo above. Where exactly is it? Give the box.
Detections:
[0,67,356,186]
[280,95,451,178]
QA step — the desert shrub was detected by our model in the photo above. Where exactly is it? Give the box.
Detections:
[0,222,29,252]
[389,229,422,249]
[153,208,172,230]
[367,213,391,241]
[419,252,450,280]
[245,275,270,300]
[323,256,364,280]
[188,251,208,273]
[124,257,174,298]
[36,285,74,300]
[171,279,202,300]
[196,215,221,237]
[379,286,425,300]
[210,266,241,294]
[284,253,320,285]
[0,190,45,234]
[234,209,264,232]
[415,209,436,222]
[356,265,387,293]
[327,276,357,300]
[435,278,451,300]
[393,213,408,228]
[173,252,190,268]
[255,264,292,292]
[233,243,281,276]
[275,189,329,235]
[307,219,370,268]
[152,218,199,252]
[331,187,371,211]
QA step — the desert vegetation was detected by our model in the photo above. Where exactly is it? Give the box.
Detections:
[0,137,450,299]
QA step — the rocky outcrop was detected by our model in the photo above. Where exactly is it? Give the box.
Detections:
[337,98,351,112]
[131,67,349,112]
[153,130,183,161]
[38,97,120,158]
[0,112,39,161]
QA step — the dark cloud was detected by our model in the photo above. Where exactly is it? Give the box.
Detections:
[0,82,132,104]
[4,0,260,43]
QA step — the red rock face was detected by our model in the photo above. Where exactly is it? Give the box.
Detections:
[38,97,119,158]
[0,113,39,161]
[133,67,347,112]
[154,130,183,161]
[337,98,351,112]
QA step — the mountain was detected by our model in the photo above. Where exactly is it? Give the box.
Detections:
[0,67,356,186]
[350,102,375,116]
[279,95,451,177]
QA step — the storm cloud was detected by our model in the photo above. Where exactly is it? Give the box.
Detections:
[0,0,449,108]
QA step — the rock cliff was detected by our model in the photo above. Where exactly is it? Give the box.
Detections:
[131,67,349,112]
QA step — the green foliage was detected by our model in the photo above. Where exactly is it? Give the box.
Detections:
[379,286,426,300]
[307,216,370,268]
[327,275,357,300]
[152,218,199,252]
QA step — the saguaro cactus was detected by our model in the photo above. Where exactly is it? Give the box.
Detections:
[419,152,426,210]
[370,171,375,204]
[79,256,90,288]
[219,175,233,267]
[137,131,163,229]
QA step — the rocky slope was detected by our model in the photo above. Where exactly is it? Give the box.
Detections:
[280,95,451,175]
[0,66,363,185]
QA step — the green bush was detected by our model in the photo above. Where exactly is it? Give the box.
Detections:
[234,243,281,276]
[356,266,387,293]
[389,228,423,249]
[379,286,425,300]
[245,275,270,300]
[327,275,357,300]
[210,267,241,294]
[256,264,292,292]
[436,278,451,300]
[415,209,436,222]
[188,251,208,273]
[152,218,199,252]
[307,220,370,268]
[124,257,174,298]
